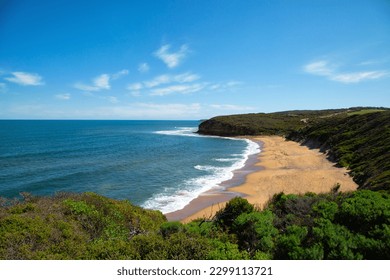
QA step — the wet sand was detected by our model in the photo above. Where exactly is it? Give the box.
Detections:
[166,136,358,223]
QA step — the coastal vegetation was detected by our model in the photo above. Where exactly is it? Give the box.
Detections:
[287,110,390,192]
[0,191,389,259]
[199,107,390,192]
[1,107,389,259]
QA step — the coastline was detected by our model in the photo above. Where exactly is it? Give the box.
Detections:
[165,139,262,221]
[166,136,358,223]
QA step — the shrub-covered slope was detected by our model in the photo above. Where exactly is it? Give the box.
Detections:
[1,192,389,259]
[287,111,390,192]
[197,108,361,136]
[198,108,389,136]
[0,192,166,259]
[199,108,390,192]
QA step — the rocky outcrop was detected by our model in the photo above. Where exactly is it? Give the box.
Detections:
[197,118,256,136]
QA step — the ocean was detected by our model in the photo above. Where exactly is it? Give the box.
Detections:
[0,120,259,214]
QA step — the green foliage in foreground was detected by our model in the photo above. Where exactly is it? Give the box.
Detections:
[1,191,389,260]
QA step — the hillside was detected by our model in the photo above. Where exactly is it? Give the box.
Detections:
[199,108,390,192]
[287,111,390,192]
[1,191,389,259]
[198,107,387,136]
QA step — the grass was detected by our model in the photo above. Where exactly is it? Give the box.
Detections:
[347,109,386,116]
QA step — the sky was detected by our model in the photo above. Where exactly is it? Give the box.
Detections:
[0,0,389,120]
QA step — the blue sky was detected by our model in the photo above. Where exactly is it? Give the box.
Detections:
[0,0,389,119]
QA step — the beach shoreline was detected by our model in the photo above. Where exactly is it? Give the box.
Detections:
[165,138,263,221]
[166,136,358,223]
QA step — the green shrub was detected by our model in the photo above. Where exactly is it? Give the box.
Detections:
[207,239,249,260]
[214,197,254,229]
[160,221,184,238]
[232,211,278,255]
[274,225,309,259]
[337,190,390,233]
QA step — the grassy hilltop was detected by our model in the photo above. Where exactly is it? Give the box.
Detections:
[0,107,389,260]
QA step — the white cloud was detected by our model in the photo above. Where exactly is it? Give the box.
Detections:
[207,81,242,92]
[154,44,189,68]
[5,72,44,86]
[93,74,110,89]
[138,63,150,73]
[55,93,71,100]
[150,83,206,96]
[174,72,200,83]
[126,72,241,97]
[74,73,111,91]
[331,71,389,83]
[303,60,335,76]
[112,69,129,80]
[74,69,129,92]
[304,59,389,83]
[127,82,143,91]
[144,72,200,88]
[144,74,172,88]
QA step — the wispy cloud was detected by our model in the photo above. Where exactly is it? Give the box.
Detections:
[138,63,150,73]
[74,74,111,91]
[150,83,206,96]
[144,74,172,88]
[331,71,389,83]
[208,81,242,91]
[127,82,143,91]
[304,60,335,76]
[127,72,202,96]
[112,69,129,80]
[144,72,200,88]
[5,72,44,86]
[126,72,241,97]
[358,57,390,66]
[94,74,110,89]
[304,59,389,83]
[74,69,129,92]
[154,44,189,68]
[55,93,71,100]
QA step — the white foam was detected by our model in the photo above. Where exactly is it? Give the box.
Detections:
[194,165,224,172]
[143,129,261,214]
[155,127,199,137]
[214,158,241,162]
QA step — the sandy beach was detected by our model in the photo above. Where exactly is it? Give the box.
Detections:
[168,136,358,223]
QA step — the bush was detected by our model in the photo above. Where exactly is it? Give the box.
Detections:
[337,190,390,233]
[207,239,249,260]
[232,211,278,255]
[160,221,184,238]
[214,197,254,229]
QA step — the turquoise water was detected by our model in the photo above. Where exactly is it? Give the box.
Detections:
[0,120,259,213]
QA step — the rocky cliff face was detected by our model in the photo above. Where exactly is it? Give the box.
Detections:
[197,118,256,136]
